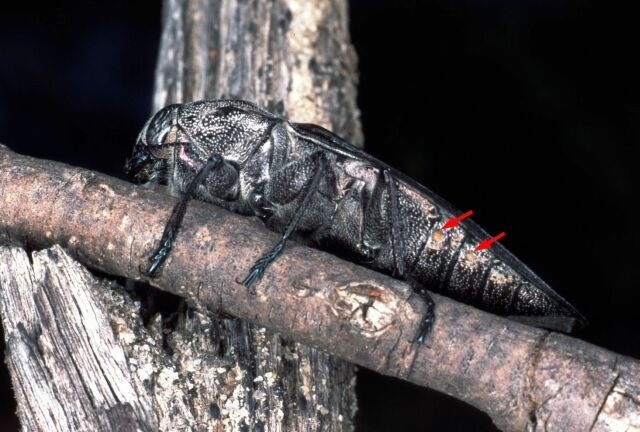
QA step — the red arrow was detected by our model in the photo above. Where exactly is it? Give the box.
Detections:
[475,232,506,251]
[442,210,474,229]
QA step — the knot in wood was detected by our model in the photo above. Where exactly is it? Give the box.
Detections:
[328,281,398,337]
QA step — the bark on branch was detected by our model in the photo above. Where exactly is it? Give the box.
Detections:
[1,144,639,431]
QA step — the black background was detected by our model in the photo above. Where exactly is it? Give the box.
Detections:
[1,1,638,430]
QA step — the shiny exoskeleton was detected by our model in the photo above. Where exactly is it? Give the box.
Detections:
[127,100,586,342]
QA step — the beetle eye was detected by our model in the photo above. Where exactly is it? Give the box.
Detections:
[150,146,173,159]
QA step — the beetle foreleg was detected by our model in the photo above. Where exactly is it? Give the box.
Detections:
[242,155,327,290]
[144,153,224,277]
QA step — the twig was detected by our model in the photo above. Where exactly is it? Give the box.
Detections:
[1,144,638,431]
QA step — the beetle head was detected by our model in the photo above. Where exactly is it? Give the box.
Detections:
[126,104,183,184]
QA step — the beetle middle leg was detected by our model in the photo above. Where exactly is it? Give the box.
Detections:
[384,170,435,344]
[144,153,224,277]
[241,155,327,289]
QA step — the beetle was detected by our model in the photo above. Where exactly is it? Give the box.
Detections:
[126,99,586,343]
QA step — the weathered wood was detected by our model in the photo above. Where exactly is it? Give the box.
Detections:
[1,244,357,431]
[151,0,361,430]
[154,0,362,144]
[0,246,157,431]
[1,145,639,431]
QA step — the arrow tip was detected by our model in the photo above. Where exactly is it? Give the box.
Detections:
[474,241,489,251]
[442,218,458,230]
[474,232,507,252]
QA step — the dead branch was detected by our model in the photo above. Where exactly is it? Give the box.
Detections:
[1,144,638,431]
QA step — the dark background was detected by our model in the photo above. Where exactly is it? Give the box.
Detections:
[1,1,637,430]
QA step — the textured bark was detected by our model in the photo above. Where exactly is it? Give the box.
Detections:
[0,246,157,431]
[153,0,362,144]
[1,144,639,431]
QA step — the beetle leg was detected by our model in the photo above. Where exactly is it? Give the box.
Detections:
[144,153,224,277]
[413,286,435,344]
[384,170,435,344]
[242,156,326,290]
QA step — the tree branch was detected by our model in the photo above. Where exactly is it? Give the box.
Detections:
[1,144,638,431]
